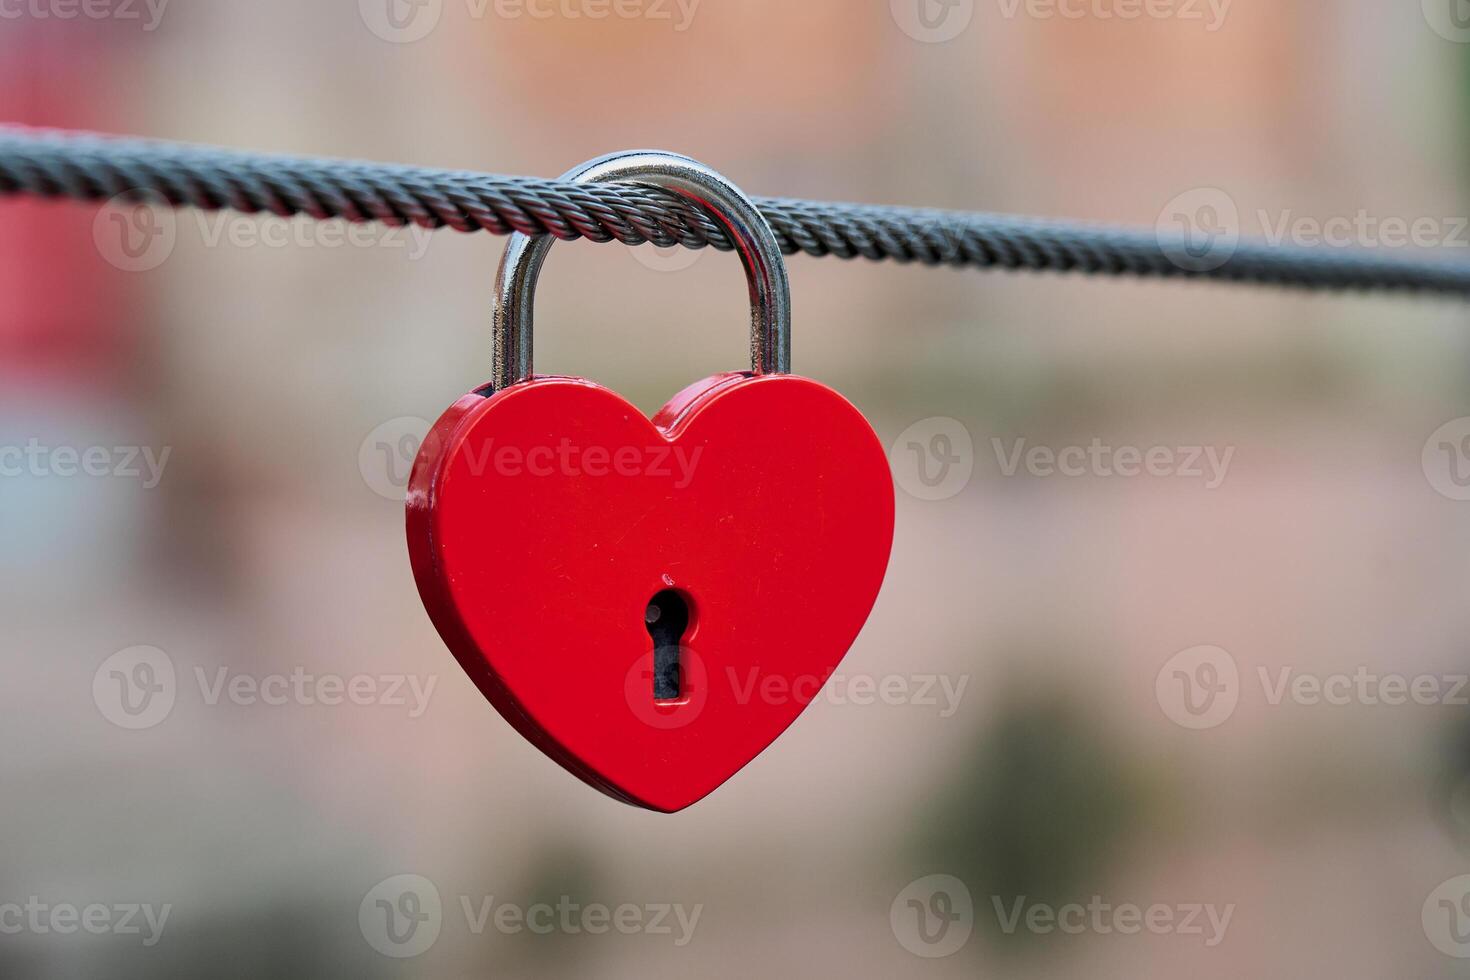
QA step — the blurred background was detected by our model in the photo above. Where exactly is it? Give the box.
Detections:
[4,0,1470,976]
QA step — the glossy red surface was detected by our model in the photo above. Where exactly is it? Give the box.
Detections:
[407,372,894,812]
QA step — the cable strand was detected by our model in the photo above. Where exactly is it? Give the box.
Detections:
[3,125,1470,297]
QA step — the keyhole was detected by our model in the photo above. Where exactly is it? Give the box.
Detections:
[645,590,690,700]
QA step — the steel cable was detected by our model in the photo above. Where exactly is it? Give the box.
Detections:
[3,126,1470,297]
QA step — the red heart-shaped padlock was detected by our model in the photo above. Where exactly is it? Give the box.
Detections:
[407,371,893,811]
[405,150,894,811]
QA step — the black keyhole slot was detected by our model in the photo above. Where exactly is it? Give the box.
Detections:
[645,589,690,701]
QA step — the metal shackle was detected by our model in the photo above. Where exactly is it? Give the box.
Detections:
[491,150,792,391]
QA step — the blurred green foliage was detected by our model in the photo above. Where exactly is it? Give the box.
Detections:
[915,674,1146,950]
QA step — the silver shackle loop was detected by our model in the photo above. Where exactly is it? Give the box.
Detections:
[491,150,792,391]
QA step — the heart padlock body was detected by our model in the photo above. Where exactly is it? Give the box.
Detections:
[407,371,894,812]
